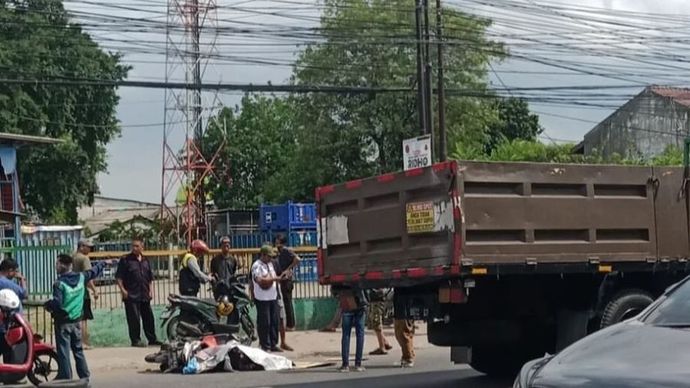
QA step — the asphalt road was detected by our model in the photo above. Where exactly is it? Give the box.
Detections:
[91,345,513,388]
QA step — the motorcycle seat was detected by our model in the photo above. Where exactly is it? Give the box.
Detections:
[171,295,217,305]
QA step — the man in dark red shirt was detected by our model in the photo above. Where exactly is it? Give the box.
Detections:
[115,239,161,347]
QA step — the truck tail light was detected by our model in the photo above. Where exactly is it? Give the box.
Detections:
[439,283,467,304]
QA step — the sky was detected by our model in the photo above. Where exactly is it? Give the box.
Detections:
[61,0,690,204]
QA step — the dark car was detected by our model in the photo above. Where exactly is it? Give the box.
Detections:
[514,277,690,388]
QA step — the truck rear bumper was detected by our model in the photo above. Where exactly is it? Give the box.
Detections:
[450,346,471,365]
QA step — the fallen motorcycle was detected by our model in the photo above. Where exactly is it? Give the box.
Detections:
[161,276,256,346]
[0,290,86,387]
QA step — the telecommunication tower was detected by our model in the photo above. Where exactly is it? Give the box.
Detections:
[160,0,225,247]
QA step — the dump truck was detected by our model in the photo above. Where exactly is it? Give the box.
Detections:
[316,160,690,375]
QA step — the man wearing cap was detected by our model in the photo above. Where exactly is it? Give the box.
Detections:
[251,245,283,352]
[210,237,240,300]
[73,239,97,349]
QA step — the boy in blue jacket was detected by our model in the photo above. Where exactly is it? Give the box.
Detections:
[44,254,113,381]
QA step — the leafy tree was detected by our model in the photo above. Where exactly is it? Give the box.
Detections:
[0,0,129,223]
[96,218,164,247]
[203,95,296,209]
[485,97,542,153]
[281,0,504,200]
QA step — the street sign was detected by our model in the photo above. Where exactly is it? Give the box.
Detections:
[403,135,432,171]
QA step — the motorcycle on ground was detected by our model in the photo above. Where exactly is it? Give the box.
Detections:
[161,275,256,346]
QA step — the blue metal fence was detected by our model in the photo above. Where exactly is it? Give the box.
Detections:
[293,254,318,282]
[3,240,73,297]
[222,231,317,249]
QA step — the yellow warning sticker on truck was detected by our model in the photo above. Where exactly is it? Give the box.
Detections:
[406,201,435,234]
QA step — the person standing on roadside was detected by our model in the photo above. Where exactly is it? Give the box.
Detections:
[44,254,113,381]
[335,285,368,373]
[0,258,26,363]
[393,288,415,368]
[210,236,239,300]
[115,239,161,348]
[179,239,213,297]
[271,255,294,352]
[367,288,393,355]
[251,245,283,353]
[72,239,97,349]
[274,235,300,331]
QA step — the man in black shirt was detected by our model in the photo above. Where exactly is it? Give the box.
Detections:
[210,236,239,300]
[274,234,300,331]
[115,239,161,347]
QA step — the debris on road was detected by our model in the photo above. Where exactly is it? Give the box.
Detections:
[145,334,293,374]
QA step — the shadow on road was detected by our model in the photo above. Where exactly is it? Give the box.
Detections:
[282,364,402,374]
[276,369,512,388]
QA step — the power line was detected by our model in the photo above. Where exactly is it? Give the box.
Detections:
[0,77,413,93]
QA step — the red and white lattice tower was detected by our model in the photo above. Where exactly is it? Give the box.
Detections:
[160,0,225,247]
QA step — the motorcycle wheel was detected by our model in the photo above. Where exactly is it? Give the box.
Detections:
[28,349,59,386]
[165,315,186,341]
[166,314,208,341]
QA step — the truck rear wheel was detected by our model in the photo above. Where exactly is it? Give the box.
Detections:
[600,289,653,329]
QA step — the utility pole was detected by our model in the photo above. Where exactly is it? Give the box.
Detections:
[423,0,434,139]
[436,0,447,161]
[415,0,427,135]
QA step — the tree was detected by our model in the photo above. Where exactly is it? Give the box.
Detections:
[203,95,297,209]
[96,218,164,247]
[0,0,129,223]
[280,0,504,201]
[485,97,543,153]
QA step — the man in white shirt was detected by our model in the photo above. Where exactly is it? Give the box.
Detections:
[251,245,283,352]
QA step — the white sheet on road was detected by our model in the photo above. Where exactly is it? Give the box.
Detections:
[234,344,293,371]
[186,340,293,374]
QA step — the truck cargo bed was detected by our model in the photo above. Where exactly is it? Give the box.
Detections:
[316,161,690,286]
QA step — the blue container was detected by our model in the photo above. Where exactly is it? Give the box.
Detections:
[288,202,317,230]
[260,204,289,232]
[260,202,317,232]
